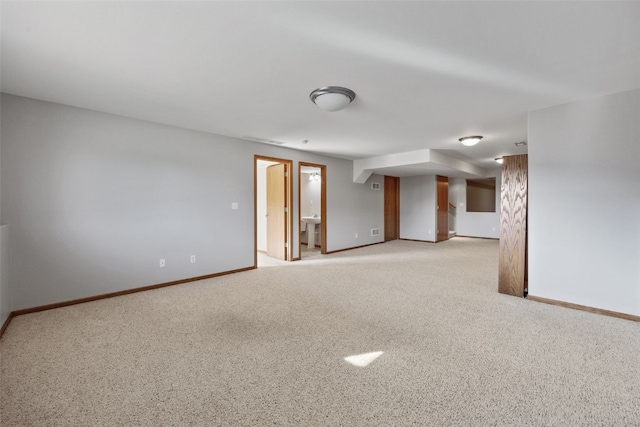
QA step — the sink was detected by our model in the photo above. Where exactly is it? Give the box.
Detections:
[301,216,321,225]
[301,217,321,248]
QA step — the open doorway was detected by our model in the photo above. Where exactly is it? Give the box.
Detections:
[299,162,326,259]
[255,156,293,267]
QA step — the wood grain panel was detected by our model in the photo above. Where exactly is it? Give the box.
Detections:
[527,295,640,323]
[384,176,399,241]
[437,175,449,242]
[499,154,528,296]
[325,241,384,254]
[267,164,286,260]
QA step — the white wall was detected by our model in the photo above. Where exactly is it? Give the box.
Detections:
[324,168,383,249]
[0,91,7,326]
[300,172,321,218]
[528,89,640,316]
[450,168,501,239]
[0,94,7,326]
[400,175,437,242]
[1,94,384,310]
[0,223,8,326]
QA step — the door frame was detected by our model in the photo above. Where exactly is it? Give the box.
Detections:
[298,162,327,256]
[254,155,293,266]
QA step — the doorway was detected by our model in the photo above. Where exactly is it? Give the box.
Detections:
[299,162,326,258]
[255,156,293,266]
[437,175,449,242]
[384,176,399,241]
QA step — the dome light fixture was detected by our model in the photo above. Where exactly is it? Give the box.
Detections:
[459,135,483,146]
[309,86,356,112]
[495,157,504,164]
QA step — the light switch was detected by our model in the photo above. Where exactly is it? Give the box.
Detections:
[231,202,238,210]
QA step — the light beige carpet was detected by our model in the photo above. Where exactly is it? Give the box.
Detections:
[1,238,639,426]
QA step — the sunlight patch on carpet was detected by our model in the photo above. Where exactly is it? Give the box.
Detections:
[344,351,384,367]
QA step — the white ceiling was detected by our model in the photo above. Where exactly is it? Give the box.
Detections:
[2,1,639,175]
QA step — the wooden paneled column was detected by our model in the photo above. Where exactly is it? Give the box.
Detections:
[499,154,528,297]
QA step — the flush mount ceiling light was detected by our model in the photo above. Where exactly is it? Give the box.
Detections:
[495,157,504,164]
[309,86,356,112]
[458,135,483,146]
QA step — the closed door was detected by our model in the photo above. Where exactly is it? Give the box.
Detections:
[384,176,399,241]
[437,175,449,242]
[267,164,287,260]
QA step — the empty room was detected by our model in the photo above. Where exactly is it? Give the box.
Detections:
[1,2,639,426]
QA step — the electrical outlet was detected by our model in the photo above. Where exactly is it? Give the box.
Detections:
[190,255,196,263]
[159,259,166,268]
[355,233,358,238]
[428,229,432,234]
